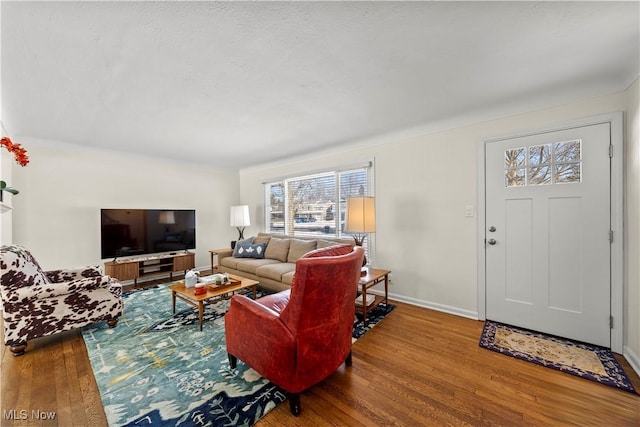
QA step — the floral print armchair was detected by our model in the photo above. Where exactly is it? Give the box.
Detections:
[1,245,123,356]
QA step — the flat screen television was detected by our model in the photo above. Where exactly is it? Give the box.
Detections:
[101,209,196,260]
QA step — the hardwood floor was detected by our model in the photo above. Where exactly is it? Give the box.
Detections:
[1,292,639,426]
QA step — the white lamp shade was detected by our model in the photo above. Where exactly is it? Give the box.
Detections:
[230,205,251,227]
[158,211,176,224]
[345,196,376,233]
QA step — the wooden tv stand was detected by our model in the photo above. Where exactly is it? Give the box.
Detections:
[105,252,195,286]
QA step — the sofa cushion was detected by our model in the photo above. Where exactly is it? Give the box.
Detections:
[282,271,295,285]
[220,256,240,270]
[236,258,280,275]
[253,235,271,245]
[235,243,266,259]
[232,237,254,257]
[318,239,343,249]
[256,263,296,282]
[264,238,290,262]
[287,239,317,263]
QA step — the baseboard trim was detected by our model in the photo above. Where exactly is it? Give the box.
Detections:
[623,345,640,378]
[367,290,479,320]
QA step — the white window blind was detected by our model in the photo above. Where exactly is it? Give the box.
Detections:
[265,164,372,242]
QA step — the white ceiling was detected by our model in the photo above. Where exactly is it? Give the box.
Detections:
[1,1,638,169]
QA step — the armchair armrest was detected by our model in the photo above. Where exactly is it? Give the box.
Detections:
[45,266,102,283]
[225,294,296,370]
[227,294,284,324]
[14,275,112,302]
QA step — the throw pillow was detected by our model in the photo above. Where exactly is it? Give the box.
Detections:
[235,243,267,259]
[287,239,317,263]
[232,236,254,257]
[264,237,290,262]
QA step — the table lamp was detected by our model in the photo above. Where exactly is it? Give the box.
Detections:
[345,196,376,272]
[230,205,250,249]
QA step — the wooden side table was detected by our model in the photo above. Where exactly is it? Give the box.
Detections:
[208,248,232,272]
[357,268,390,322]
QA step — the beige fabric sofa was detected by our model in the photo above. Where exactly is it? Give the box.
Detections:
[217,232,354,292]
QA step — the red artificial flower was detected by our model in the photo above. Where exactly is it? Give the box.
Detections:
[0,137,29,167]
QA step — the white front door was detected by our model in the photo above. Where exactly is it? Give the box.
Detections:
[485,123,611,347]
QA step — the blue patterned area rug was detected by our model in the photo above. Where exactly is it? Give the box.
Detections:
[479,321,636,394]
[82,283,394,426]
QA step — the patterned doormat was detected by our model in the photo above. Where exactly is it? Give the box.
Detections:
[479,321,636,394]
[82,283,394,426]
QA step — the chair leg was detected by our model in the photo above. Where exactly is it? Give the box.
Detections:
[228,353,237,369]
[345,350,353,366]
[107,317,119,328]
[289,392,301,416]
[10,342,27,356]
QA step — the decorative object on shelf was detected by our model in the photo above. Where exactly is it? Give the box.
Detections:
[0,131,30,199]
[345,196,376,270]
[230,205,250,249]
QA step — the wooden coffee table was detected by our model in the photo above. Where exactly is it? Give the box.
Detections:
[170,273,259,330]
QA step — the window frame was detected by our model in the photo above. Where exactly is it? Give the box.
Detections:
[263,161,375,261]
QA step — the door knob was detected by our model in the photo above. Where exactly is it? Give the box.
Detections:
[487,238,497,245]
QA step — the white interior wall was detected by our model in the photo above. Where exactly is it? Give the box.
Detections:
[240,89,635,336]
[11,140,239,271]
[625,76,640,369]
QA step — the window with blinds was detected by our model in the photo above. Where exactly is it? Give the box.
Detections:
[264,163,372,241]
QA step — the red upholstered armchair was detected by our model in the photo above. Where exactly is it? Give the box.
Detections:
[225,244,364,415]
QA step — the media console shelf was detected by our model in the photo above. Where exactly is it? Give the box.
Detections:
[105,252,195,286]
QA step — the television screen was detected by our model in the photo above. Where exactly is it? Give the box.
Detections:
[101,209,196,259]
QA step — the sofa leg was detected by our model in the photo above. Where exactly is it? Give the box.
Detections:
[228,354,237,369]
[345,350,353,366]
[289,393,301,416]
[10,342,27,356]
[107,317,119,328]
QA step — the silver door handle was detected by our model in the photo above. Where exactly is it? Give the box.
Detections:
[487,239,497,245]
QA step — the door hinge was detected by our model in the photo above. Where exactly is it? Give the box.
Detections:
[609,145,614,158]
[609,230,614,243]
[610,316,614,329]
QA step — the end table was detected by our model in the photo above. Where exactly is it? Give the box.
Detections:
[357,268,390,322]
[208,248,232,272]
